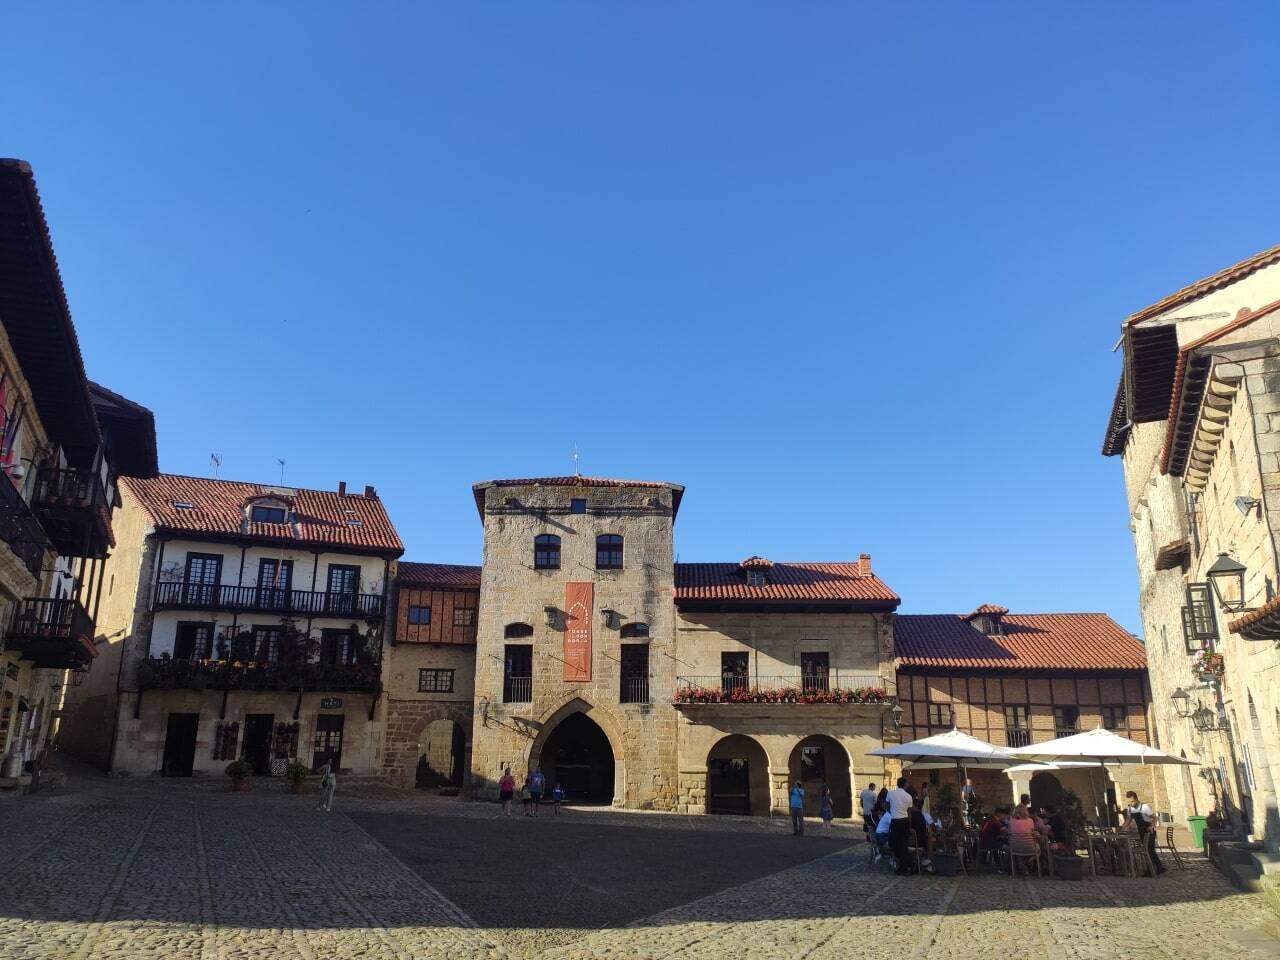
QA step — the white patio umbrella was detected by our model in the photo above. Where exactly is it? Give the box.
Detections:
[870,728,1031,793]
[1004,727,1195,766]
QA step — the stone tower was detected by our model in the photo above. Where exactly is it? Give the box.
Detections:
[468,476,682,809]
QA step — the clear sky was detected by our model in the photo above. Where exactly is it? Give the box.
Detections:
[5,4,1278,631]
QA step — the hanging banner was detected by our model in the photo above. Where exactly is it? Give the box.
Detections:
[564,582,593,681]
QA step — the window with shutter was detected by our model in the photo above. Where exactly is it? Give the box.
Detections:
[1183,583,1218,653]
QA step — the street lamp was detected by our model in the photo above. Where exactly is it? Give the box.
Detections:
[890,701,904,730]
[1191,703,1227,733]
[1206,552,1252,613]
[1171,687,1192,719]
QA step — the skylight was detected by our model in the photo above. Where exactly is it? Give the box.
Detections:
[173,501,194,510]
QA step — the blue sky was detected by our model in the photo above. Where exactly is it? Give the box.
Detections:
[4,4,1278,631]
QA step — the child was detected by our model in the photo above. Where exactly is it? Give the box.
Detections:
[819,787,834,832]
[874,804,893,865]
[520,780,532,816]
[551,782,565,814]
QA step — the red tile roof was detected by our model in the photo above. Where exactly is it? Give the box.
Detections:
[894,613,1145,671]
[472,475,684,519]
[964,604,1009,619]
[739,555,773,569]
[1126,242,1280,326]
[397,561,481,590]
[675,561,899,606]
[122,474,404,555]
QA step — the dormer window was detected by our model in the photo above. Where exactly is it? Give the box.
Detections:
[251,505,287,524]
[964,605,1008,636]
[973,616,1001,636]
[747,571,768,587]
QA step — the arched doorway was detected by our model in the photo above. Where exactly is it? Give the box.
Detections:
[707,735,770,816]
[541,712,614,803]
[787,735,852,817]
[416,719,466,790]
[1030,772,1064,811]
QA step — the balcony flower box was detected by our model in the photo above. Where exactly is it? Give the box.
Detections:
[673,685,890,705]
[1193,651,1225,682]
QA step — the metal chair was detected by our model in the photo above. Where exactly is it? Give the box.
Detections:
[1162,826,1186,870]
[1008,836,1042,877]
[905,831,925,875]
[1118,834,1157,878]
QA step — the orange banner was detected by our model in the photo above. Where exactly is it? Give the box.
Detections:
[564,582,593,682]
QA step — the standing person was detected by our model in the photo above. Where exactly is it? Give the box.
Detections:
[520,779,532,816]
[498,767,515,817]
[887,777,914,875]
[529,765,546,817]
[819,787,835,833]
[919,782,932,820]
[551,782,565,815]
[1125,790,1165,874]
[790,780,806,835]
[316,761,336,812]
[859,782,878,841]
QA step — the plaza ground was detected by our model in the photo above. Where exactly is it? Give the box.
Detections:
[2,767,1279,959]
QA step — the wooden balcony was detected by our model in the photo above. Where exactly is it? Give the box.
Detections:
[4,597,96,669]
[0,474,49,580]
[32,465,114,558]
[136,656,380,694]
[152,581,385,619]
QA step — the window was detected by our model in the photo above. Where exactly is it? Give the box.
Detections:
[721,651,749,693]
[408,606,431,625]
[927,703,952,728]
[620,622,649,639]
[183,553,222,605]
[453,608,475,627]
[326,564,361,614]
[620,644,649,703]
[1053,705,1080,738]
[1004,705,1030,747]
[1101,705,1128,732]
[570,498,587,514]
[746,571,768,587]
[173,621,213,660]
[251,505,287,524]
[534,534,561,570]
[800,652,830,691]
[504,622,534,639]
[596,534,623,570]
[319,629,355,666]
[251,625,282,663]
[418,668,455,693]
[257,559,292,608]
[503,644,533,703]
[1183,583,1218,652]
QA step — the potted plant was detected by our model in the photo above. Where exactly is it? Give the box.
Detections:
[285,761,309,794]
[932,829,964,876]
[1053,788,1087,880]
[225,759,250,791]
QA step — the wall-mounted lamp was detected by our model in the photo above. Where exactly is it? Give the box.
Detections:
[1236,496,1262,518]
[543,606,559,629]
[890,701,904,730]
[600,608,620,630]
[1191,703,1228,733]
[1206,552,1253,613]
[1170,686,1192,719]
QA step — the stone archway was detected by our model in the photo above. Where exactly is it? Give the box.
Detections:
[707,734,771,817]
[1030,772,1064,811]
[385,703,472,790]
[416,718,466,789]
[787,735,852,817]
[529,698,626,805]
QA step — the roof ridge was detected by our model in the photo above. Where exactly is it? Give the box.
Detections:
[145,471,374,499]
[1126,241,1280,325]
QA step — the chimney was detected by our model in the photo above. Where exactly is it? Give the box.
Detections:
[338,481,347,496]
[364,484,376,499]
[859,553,872,576]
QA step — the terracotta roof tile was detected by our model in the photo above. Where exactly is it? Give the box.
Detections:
[122,474,404,555]
[397,561,481,589]
[472,475,685,519]
[964,603,1009,619]
[1228,595,1280,634]
[675,562,899,605]
[895,613,1145,671]
[1126,242,1280,326]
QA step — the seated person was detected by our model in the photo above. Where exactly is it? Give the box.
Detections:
[1047,808,1071,850]
[1008,804,1041,845]
[874,805,893,863]
[979,806,1010,858]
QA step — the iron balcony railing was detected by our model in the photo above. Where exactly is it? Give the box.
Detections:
[1054,727,1080,741]
[4,597,96,669]
[31,464,115,558]
[152,581,385,618]
[34,464,109,509]
[1006,728,1032,748]
[677,673,888,693]
[620,676,650,704]
[503,676,533,704]
[137,656,380,694]
[0,474,48,579]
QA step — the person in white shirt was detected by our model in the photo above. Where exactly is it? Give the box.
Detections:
[859,782,878,840]
[873,805,893,863]
[1125,790,1165,874]
[886,777,915,875]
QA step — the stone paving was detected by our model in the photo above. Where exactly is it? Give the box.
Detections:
[1,774,1278,959]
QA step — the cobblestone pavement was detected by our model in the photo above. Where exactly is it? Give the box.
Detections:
[1,775,1277,959]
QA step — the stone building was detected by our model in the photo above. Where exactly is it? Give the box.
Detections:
[1104,242,1280,850]
[60,474,403,777]
[0,159,156,789]
[894,605,1158,819]
[381,561,480,789]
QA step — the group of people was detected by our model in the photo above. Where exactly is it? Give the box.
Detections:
[496,765,566,816]
[787,782,837,834]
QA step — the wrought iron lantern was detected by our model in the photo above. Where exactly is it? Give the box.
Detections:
[1206,552,1252,613]
[890,701,904,730]
[1191,703,1227,733]
[1170,686,1192,718]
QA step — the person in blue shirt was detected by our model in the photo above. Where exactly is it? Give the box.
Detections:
[528,766,546,816]
[551,782,565,815]
[790,781,806,835]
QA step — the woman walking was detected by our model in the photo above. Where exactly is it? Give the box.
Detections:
[316,761,336,812]
[498,767,515,816]
[819,787,835,832]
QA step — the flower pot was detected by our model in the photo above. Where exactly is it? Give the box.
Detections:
[932,852,962,877]
[232,779,249,792]
[1055,856,1084,881]
[289,780,305,794]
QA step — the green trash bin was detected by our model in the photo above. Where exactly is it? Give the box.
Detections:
[1188,815,1208,848]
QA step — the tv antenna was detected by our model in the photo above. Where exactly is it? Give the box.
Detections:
[571,444,581,476]
[276,458,286,484]
[210,453,222,478]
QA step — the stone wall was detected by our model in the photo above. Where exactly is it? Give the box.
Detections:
[381,637,475,787]
[468,481,680,809]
